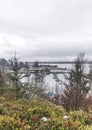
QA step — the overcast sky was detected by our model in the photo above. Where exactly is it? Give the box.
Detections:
[0,0,92,61]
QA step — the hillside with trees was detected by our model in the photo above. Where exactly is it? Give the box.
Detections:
[0,54,92,129]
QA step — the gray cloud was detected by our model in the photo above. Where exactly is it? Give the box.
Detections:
[0,0,92,60]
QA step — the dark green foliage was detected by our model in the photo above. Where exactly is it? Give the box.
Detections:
[8,56,26,99]
[0,69,7,96]
[61,53,90,110]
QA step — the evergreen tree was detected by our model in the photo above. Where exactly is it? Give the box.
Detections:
[8,55,26,99]
[0,68,6,96]
[61,53,90,110]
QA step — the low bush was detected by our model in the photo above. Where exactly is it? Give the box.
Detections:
[0,98,92,130]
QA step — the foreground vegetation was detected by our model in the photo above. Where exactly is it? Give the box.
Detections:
[0,97,92,130]
[0,54,92,129]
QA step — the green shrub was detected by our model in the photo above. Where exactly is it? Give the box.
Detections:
[0,98,92,130]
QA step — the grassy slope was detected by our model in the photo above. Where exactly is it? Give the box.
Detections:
[0,97,92,130]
